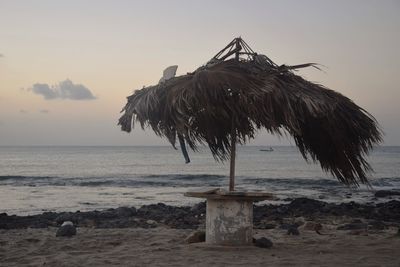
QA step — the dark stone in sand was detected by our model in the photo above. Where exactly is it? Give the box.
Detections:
[256,222,276,229]
[375,190,400,198]
[287,226,300,235]
[190,202,206,213]
[136,203,200,229]
[56,224,76,237]
[30,221,49,229]
[280,223,294,230]
[115,207,136,217]
[368,220,387,230]
[303,221,323,232]
[254,237,273,248]
[337,220,368,230]
[185,230,205,243]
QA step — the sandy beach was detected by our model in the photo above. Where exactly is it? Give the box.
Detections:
[1,225,399,267]
[1,197,400,267]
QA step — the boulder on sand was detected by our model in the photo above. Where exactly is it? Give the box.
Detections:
[56,221,77,237]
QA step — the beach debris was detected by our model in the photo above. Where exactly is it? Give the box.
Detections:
[185,230,205,244]
[375,190,400,198]
[253,237,273,248]
[56,221,76,237]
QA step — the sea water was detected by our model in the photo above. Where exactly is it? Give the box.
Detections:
[0,146,399,215]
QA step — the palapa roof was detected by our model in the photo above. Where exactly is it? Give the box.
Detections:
[119,38,382,186]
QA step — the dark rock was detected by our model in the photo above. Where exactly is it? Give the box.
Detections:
[190,202,206,213]
[185,230,205,243]
[279,223,292,230]
[136,203,199,229]
[254,237,273,248]
[115,207,136,217]
[257,222,276,229]
[40,212,58,221]
[375,190,400,198]
[287,226,300,235]
[30,221,49,229]
[285,198,327,217]
[337,222,368,230]
[303,221,323,232]
[349,229,368,236]
[1,198,400,230]
[56,223,76,237]
[97,210,118,219]
[368,220,387,230]
[55,213,77,225]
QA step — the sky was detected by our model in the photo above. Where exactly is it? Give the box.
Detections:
[0,0,399,146]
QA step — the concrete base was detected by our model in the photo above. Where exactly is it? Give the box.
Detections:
[206,199,253,246]
[184,188,273,246]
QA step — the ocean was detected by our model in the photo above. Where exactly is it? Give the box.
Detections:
[0,146,399,215]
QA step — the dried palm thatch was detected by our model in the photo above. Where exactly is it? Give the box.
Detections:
[119,37,382,188]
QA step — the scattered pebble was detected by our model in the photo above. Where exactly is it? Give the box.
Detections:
[254,237,273,248]
[287,226,300,236]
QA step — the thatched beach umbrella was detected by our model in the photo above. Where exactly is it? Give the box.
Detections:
[119,37,382,191]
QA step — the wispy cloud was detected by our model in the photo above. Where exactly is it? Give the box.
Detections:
[39,109,50,114]
[0,53,3,57]
[30,79,96,100]
[19,109,28,114]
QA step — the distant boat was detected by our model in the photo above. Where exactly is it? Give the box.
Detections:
[260,147,274,152]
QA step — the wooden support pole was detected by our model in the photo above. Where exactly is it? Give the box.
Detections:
[228,38,241,192]
[229,118,236,192]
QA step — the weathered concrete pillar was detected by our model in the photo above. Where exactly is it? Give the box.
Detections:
[206,199,253,245]
[184,189,273,246]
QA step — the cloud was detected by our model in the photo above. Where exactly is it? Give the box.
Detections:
[19,109,28,114]
[31,79,96,100]
[0,53,3,57]
[39,109,50,114]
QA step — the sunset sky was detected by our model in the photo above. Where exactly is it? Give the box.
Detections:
[1,0,399,146]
